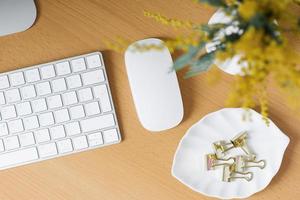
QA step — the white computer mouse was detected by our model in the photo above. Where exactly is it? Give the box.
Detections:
[124,38,184,132]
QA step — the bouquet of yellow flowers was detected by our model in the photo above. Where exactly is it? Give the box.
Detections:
[107,0,300,123]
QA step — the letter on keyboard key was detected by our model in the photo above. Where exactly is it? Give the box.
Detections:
[9,72,25,86]
[0,123,8,136]
[50,125,65,139]
[0,76,9,89]
[31,98,47,112]
[86,54,102,68]
[2,105,17,120]
[88,132,103,147]
[8,119,24,133]
[4,136,20,150]
[103,129,119,143]
[55,61,71,75]
[65,121,81,136]
[69,105,85,119]
[84,102,100,116]
[20,85,36,100]
[52,78,67,92]
[78,88,93,102]
[62,91,78,105]
[80,114,115,133]
[35,129,50,143]
[81,70,105,85]
[57,139,73,153]
[5,89,21,103]
[25,69,40,82]
[0,147,38,169]
[71,58,86,72]
[23,116,39,130]
[16,102,32,116]
[72,136,88,150]
[40,65,55,79]
[39,112,54,127]
[54,109,70,123]
[66,75,82,89]
[19,132,35,147]
[38,143,57,158]
[36,81,52,96]
[47,95,62,109]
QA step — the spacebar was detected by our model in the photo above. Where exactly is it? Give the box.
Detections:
[0,147,39,169]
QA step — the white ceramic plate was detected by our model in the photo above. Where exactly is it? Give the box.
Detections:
[172,108,289,199]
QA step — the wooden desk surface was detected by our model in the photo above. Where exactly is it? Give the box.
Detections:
[0,0,299,199]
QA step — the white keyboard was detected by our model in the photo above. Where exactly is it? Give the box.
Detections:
[0,52,121,170]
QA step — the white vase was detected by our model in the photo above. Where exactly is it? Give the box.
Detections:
[206,9,247,76]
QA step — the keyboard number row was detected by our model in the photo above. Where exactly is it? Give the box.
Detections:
[0,54,103,90]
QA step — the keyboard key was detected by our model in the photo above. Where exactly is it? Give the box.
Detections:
[5,89,21,103]
[9,72,25,86]
[20,85,36,100]
[55,61,71,75]
[0,92,5,104]
[50,125,65,139]
[0,76,9,89]
[65,121,81,136]
[34,129,50,143]
[40,65,55,79]
[84,102,100,116]
[69,105,85,119]
[66,75,82,89]
[4,136,20,150]
[81,70,105,85]
[38,142,57,158]
[0,147,38,169]
[16,102,32,116]
[94,85,112,112]
[36,81,51,96]
[25,69,40,82]
[54,109,70,123]
[71,58,86,72]
[72,136,88,150]
[80,114,115,133]
[88,132,103,147]
[52,78,67,92]
[57,139,73,153]
[1,105,16,119]
[8,119,24,133]
[19,132,35,146]
[47,95,62,109]
[23,115,39,130]
[39,112,54,127]
[86,54,102,68]
[62,91,78,105]
[0,123,9,136]
[0,140,4,152]
[78,88,93,102]
[31,98,47,112]
[103,129,119,143]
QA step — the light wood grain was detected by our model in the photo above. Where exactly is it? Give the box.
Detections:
[0,0,299,199]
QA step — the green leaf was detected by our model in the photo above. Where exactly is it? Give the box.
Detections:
[184,52,215,78]
[172,43,204,71]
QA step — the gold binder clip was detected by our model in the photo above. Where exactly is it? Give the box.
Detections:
[222,164,253,182]
[231,131,253,155]
[206,154,235,170]
[235,155,266,172]
[213,141,235,158]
